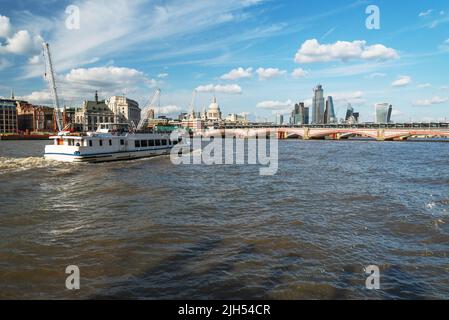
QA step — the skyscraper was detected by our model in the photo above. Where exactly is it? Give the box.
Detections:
[276,114,284,125]
[345,104,354,122]
[324,96,336,124]
[387,105,393,123]
[375,103,390,123]
[344,104,360,124]
[312,85,325,124]
[303,107,310,125]
[292,102,309,125]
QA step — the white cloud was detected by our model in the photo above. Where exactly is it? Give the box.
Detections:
[195,84,242,94]
[294,39,399,63]
[28,55,40,65]
[64,67,152,87]
[0,15,11,38]
[419,9,433,17]
[413,96,448,106]
[256,99,293,110]
[291,68,308,78]
[392,75,412,87]
[256,67,286,80]
[220,67,253,80]
[20,66,158,105]
[417,83,431,88]
[22,0,266,78]
[157,73,168,78]
[0,30,42,55]
[20,91,52,105]
[445,38,449,44]
[153,105,181,115]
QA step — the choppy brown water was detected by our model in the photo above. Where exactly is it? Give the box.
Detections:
[0,140,449,299]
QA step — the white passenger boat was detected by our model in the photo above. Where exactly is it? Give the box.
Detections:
[44,123,185,163]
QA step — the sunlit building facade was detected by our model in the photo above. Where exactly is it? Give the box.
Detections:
[0,99,18,133]
[375,103,392,124]
[312,85,325,124]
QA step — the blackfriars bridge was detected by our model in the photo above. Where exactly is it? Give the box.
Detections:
[199,123,449,141]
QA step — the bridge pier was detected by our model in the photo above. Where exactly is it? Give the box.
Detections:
[377,129,385,141]
[303,128,310,140]
[277,131,286,139]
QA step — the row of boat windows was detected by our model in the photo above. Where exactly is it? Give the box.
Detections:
[67,139,124,147]
[66,138,182,147]
[135,139,181,148]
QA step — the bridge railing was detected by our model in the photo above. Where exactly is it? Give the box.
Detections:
[219,123,449,130]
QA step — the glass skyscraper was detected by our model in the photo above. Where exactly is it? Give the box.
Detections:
[292,102,309,125]
[324,96,336,124]
[312,85,325,124]
[375,103,391,123]
[345,104,354,122]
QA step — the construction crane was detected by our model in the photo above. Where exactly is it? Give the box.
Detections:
[42,42,64,133]
[137,88,161,131]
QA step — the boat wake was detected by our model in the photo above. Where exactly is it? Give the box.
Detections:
[0,157,60,174]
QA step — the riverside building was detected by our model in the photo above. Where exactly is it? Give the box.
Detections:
[0,99,18,133]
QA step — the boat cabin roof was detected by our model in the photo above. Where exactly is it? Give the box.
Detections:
[97,123,131,132]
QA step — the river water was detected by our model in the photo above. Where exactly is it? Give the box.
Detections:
[0,139,448,299]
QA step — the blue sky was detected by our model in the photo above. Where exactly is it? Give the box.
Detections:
[0,0,448,122]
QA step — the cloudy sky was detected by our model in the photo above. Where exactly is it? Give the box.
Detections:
[0,0,448,122]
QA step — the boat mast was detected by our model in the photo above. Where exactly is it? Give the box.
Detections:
[42,42,63,132]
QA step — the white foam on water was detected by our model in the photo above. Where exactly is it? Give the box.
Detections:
[425,200,449,217]
[48,225,85,236]
[0,157,59,174]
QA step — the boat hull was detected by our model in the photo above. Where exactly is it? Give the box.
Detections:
[44,147,173,163]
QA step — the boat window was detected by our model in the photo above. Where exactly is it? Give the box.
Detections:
[149,140,155,147]
[155,140,161,146]
[109,140,112,146]
[141,140,148,147]
[89,140,93,147]
[135,140,141,148]
[162,139,167,146]
[68,139,74,146]
[99,140,103,146]
[120,139,124,146]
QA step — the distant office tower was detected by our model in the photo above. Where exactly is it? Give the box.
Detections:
[292,102,309,125]
[324,96,336,124]
[345,104,354,121]
[303,107,310,125]
[276,114,284,125]
[375,103,390,123]
[344,104,359,124]
[149,109,155,119]
[387,105,393,123]
[312,85,325,124]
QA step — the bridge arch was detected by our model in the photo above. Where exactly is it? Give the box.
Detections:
[309,129,378,140]
[384,130,449,140]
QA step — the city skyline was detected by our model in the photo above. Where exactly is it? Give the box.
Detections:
[0,0,449,123]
